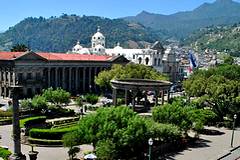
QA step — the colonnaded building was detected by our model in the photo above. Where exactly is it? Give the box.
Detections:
[70,27,180,82]
[0,51,128,98]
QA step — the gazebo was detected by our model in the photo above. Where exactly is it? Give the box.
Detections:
[110,79,172,112]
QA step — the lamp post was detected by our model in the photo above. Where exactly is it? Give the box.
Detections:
[231,114,237,147]
[148,138,153,160]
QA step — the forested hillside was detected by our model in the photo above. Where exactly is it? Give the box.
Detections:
[0,14,163,52]
[184,23,240,57]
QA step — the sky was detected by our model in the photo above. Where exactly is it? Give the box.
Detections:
[0,0,239,31]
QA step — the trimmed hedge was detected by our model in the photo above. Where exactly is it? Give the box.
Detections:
[0,147,11,160]
[20,116,46,128]
[0,110,12,117]
[28,137,63,145]
[29,126,78,140]
[0,118,12,125]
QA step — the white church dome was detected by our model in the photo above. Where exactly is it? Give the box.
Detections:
[92,26,105,40]
[72,41,83,52]
[114,42,123,50]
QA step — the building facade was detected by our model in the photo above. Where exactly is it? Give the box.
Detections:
[0,51,128,98]
[70,27,180,82]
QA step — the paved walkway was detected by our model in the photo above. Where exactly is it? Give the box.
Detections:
[0,125,93,160]
[166,126,240,160]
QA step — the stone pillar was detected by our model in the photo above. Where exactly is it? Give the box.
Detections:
[13,72,16,86]
[69,67,72,91]
[55,67,58,88]
[3,69,6,98]
[48,67,51,88]
[75,67,79,94]
[88,67,92,92]
[62,67,66,90]
[155,91,159,106]
[125,89,128,106]
[8,70,11,85]
[161,90,164,105]
[82,67,86,93]
[9,86,26,160]
[94,67,98,92]
[113,88,117,106]
[167,90,170,102]
[0,70,2,97]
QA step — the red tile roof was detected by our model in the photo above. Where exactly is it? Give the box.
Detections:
[37,52,112,61]
[0,52,113,61]
[0,52,24,60]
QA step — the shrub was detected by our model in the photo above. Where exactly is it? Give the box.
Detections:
[29,126,78,140]
[0,147,11,160]
[84,94,99,105]
[0,110,12,117]
[20,116,46,128]
[28,138,63,145]
[0,118,12,125]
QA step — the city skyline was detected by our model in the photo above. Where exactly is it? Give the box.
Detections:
[1,0,240,31]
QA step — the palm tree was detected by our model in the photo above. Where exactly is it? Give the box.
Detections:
[10,44,29,52]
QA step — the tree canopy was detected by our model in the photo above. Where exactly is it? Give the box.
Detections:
[10,44,29,52]
[183,64,240,119]
[95,64,169,88]
[63,106,181,159]
[42,88,70,106]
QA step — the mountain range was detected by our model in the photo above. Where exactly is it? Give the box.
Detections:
[1,0,240,52]
[123,0,240,39]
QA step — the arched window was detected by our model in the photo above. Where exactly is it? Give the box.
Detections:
[154,58,157,66]
[158,59,161,66]
[138,57,142,64]
[98,37,100,40]
[145,57,149,65]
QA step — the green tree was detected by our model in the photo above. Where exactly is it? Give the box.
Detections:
[10,44,29,52]
[95,64,168,88]
[31,95,48,112]
[75,96,83,117]
[63,132,80,160]
[64,106,181,159]
[42,88,70,107]
[223,55,234,65]
[183,64,240,120]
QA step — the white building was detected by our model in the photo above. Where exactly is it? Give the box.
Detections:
[69,27,179,82]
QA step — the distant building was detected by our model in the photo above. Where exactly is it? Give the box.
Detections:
[0,51,128,98]
[70,27,179,82]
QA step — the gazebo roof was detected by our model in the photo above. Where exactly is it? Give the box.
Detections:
[111,79,172,91]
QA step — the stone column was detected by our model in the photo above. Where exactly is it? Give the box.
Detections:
[48,67,51,88]
[75,67,79,94]
[88,67,92,92]
[69,67,72,91]
[9,86,26,160]
[13,72,16,86]
[155,91,159,106]
[82,67,86,93]
[161,90,164,105]
[125,89,128,106]
[113,88,117,106]
[93,67,98,92]
[167,90,170,102]
[8,70,11,85]
[0,70,2,97]
[62,67,66,90]
[55,67,58,88]
[3,69,6,98]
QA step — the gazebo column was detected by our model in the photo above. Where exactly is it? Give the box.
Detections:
[124,89,128,106]
[113,88,117,106]
[155,91,159,106]
[131,90,138,110]
[167,90,170,102]
[144,91,148,111]
[161,90,164,105]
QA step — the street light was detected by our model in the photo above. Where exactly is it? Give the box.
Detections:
[148,138,153,160]
[231,114,237,147]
